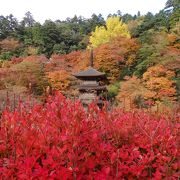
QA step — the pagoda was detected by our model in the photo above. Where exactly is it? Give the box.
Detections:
[73,49,107,108]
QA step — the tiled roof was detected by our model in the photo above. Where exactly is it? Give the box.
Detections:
[73,67,105,77]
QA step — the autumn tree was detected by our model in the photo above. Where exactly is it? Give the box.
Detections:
[117,76,152,108]
[143,65,176,101]
[127,16,144,36]
[47,70,71,93]
[89,16,130,48]
[10,55,49,95]
[93,36,139,82]
[46,52,83,95]
[46,51,83,73]
[0,38,21,60]
[0,38,20,52]
[134,31,180,77]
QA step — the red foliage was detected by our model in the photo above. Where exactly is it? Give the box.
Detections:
[0,93,179,179]
[11,57,23,64]
[23,55,48,63]
[47,51,83,73]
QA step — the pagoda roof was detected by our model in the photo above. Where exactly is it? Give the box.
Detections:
[73,67,105,78]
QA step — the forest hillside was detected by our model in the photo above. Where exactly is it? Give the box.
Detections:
[0,0,179,110]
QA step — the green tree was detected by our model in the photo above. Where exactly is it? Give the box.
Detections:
[154,10,170,31]
[42,20,61,57]
[21,11,35,27]
[22,23,44,55]
[165,0,180,28]
[86,14,105,33]
[0,15,18,39]
[133,12,155,37]
[122,14,134,23]
[134,30,179,77]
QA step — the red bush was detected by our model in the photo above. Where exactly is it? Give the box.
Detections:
[0,93,179,179]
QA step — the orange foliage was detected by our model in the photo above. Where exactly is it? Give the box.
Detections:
[167,34,178,45]
[45,51,87,94]
[94,36,139,82]
[143,65,176,100]
[73,50,90,71]
[143,65,175,79]
[23,55,48,63]
[117,76,152,108]
[46,54,67,72]
[46,51,83,73]
[64,51,82,67]
[117,76,145,98]
[0,38,20,52]
[166,33,180,52]
[48,70,71,92]
[94,44,122,82]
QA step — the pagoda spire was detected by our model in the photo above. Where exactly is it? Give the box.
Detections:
[90,48,93,67]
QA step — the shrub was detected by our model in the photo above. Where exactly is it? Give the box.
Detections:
[0,93,179,179]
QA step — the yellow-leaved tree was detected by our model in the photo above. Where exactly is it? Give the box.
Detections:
[89,16,130,48]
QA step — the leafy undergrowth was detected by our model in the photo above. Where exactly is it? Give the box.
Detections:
[0,93,179,179]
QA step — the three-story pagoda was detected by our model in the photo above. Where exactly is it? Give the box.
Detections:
[73,50,107,108]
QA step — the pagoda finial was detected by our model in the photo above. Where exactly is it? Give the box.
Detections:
[90,48,93,67]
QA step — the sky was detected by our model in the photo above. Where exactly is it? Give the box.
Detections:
[0,0,167,23]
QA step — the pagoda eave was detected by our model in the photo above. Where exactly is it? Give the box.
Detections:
[78,85,106,91]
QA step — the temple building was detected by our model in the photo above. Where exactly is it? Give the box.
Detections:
[73,50,107,108]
